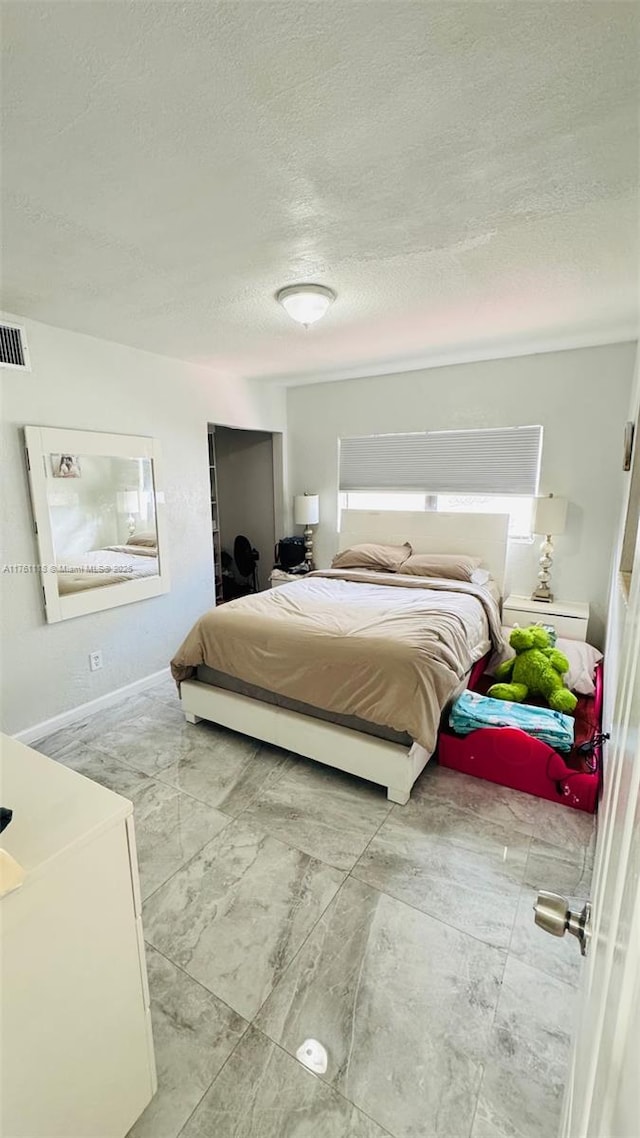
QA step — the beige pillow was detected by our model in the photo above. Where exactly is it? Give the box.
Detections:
[331,542,412,572]
[126,531,157,547]
[401,552,481,581]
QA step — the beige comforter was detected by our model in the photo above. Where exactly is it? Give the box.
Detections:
[56,547,159,595]
[171,569,504,753]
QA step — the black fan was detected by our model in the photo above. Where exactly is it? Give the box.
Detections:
[234,535,260,593]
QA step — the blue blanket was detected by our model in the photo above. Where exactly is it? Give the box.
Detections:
[449,689,575,752]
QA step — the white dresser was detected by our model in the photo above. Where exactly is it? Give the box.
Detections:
[269,568,311,587]
[502,594,590,641]
[0,735,156,1138]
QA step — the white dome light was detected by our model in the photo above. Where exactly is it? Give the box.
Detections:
[276,283,336,327]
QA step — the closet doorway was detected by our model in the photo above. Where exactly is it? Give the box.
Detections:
[208,425,280,603]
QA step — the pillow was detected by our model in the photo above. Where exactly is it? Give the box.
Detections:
[104,544,158,559]
[489,625,603,695]
[331,542,412,572]
[470,567,491,586]
[401,553,482,581]
[126,531,157,547]
[557,638,603,696]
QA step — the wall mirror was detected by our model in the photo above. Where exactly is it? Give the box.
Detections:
[24,426,170,622]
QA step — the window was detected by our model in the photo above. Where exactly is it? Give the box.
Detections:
[338,491,533,539]
[338,426,542,539]
[338,490,428,512]
[435,493,533,539]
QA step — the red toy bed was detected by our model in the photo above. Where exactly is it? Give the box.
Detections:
[437,659,603,813]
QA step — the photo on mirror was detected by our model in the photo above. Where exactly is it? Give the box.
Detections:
[50,454,82,478]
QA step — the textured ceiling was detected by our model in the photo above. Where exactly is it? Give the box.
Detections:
[2,1,638,385]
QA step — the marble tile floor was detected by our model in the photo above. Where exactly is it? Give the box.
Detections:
[33,674,596,1138]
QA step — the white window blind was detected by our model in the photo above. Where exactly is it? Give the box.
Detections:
[339,426,542,496]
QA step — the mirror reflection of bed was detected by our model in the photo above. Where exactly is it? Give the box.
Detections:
[25,426,169,623]
[47,453,159,596]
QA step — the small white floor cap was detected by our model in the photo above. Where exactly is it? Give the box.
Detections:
[296,1038,328,1075]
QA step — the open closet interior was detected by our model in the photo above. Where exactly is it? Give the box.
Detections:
[207,424,277,603]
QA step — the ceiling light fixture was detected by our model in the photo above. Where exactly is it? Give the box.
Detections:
[276,283,336,327]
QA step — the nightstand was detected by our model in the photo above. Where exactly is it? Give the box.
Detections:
[269,569,309,588]
[503,594,590,641]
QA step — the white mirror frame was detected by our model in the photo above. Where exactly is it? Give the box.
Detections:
[24,426,170,623]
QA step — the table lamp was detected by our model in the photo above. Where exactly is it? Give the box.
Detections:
[294,493,320,569]
[117,490,140,537]
[531,494,567,602]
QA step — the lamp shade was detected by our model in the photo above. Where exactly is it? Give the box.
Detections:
[532,495,567,536]
[277,285,335,327]
[294,494,320,526]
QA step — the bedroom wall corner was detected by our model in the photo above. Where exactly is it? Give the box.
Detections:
[0,313,287,735]
[286,342,637,648]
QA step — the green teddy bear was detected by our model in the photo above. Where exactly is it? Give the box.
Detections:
[488,625,577,714]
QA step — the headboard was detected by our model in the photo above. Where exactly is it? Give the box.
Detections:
[338,510,509,594]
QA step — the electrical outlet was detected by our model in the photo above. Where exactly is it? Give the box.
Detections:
[89,651,103,672]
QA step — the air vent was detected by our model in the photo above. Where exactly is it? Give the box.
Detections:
[0,323,30,370]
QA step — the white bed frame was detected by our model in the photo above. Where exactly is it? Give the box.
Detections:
[180,510,508,805]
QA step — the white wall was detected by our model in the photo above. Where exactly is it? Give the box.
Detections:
[603,344,639,728]
[0,314,286,735]
[287,343,637,648]
[620,349,640,575]
[215,426,276,588]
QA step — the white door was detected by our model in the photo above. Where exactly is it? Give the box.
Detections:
[559,549,640,1135]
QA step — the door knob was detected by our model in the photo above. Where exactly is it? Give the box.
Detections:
[533,891,591,956]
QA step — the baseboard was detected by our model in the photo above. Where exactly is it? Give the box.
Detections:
[12,668,172,745]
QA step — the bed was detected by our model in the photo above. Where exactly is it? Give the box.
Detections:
[56,542,159,595]
[173,511,508,804]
